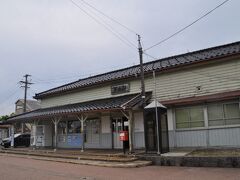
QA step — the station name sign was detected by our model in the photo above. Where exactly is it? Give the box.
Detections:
[111,83,130,95]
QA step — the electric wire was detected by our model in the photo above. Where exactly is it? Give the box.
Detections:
[0,88,21,108]
[145,0,231,51]
[75,0,138,49]
[77,0,139,35]
[141,40,156,60]
[69,0,138,50]
[143,52,157,60]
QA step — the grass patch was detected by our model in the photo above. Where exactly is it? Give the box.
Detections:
[188,148,240,157]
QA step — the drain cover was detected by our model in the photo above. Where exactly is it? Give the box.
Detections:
[79,177,96,180]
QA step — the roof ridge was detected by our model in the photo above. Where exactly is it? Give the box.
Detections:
[35,41,240,99]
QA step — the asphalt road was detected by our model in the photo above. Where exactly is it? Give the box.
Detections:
[0,155,239,180]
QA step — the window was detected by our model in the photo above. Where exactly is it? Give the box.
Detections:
[86,119,100,134]
[67,120,81,134]
[208,102,240,126]
[111,83,130,95]
[36,126,44,136]
[16,105,23,110]
[58,121,67,134]
[175,106,204,129]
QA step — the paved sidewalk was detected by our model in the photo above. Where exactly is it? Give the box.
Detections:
[0,155,240,180]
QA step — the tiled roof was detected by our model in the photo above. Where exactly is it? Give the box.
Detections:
[35,41,240,99]
[8,93,151,122]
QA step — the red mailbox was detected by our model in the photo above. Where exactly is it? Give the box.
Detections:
[119,131,129,141]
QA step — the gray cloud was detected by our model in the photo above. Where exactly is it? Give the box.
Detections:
[0,0,239,115]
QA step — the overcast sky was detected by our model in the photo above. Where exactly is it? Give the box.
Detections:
[0,0,239,115]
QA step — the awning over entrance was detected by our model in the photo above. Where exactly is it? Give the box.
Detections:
[7,93,151,123]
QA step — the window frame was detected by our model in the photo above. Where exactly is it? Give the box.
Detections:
[175,105,205,129]
[58,120,67,135]
[174,100,240,131]
[67,120,81,134]
[207,101,240,127]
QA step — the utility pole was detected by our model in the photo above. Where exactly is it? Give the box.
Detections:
[138,35,146,107]
[20,74,33,113]
[138,35,148,152]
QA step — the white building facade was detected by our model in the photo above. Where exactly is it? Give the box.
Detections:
[8,41,240,152]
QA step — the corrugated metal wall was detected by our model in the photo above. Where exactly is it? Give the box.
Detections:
[169,127,240,148]
[134,132,145,148]
[209,127,240,146]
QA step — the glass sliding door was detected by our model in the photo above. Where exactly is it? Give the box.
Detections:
[112,117,129,149]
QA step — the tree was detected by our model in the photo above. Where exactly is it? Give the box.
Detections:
[0,115,9,121]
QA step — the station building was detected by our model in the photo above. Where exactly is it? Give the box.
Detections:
[8,41,240,153]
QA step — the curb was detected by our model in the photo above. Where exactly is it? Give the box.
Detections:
[0,149,137,162]
[139,155,240,168]
[0,153,152,168]
[1,148,133,158]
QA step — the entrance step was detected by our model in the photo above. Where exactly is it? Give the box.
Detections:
[1,148,135,158]
[0,149,152,168]
[0,153,152,168]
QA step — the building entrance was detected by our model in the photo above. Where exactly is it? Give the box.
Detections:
[144,102,169,153]
[112,117,129,149]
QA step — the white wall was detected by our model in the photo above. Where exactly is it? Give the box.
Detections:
[101,116,111,133]
[133,112,145,148]
[134,112,144,132]
[167,109,174,131]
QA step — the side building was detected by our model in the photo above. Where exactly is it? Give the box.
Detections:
[14,99,41,133]
[7,41,240,152]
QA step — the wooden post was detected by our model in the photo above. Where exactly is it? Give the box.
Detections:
[52,117,61,151]
[54,122,57,150]
[10,125,14,147]
[128,111,134,154]
[32,120,37,149]
[121,110,134,154]
[8,126,11,139]
[21,123,24,134]
[77,114,88,152]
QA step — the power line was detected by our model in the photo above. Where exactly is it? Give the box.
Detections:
[69,0,138,50]
[145,0,231,51]
[143,52,157,60]
[75,0,138,49]
[77,0,139,35]
[0,88,20,108]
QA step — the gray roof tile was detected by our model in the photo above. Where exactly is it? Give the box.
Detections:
[35,41,240,99]
[8,93,151,122]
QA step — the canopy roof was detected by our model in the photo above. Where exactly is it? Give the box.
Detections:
[8,93,151,122]
[144,99,166,109]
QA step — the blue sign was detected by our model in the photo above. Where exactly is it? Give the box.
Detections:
[67,134,82,147]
